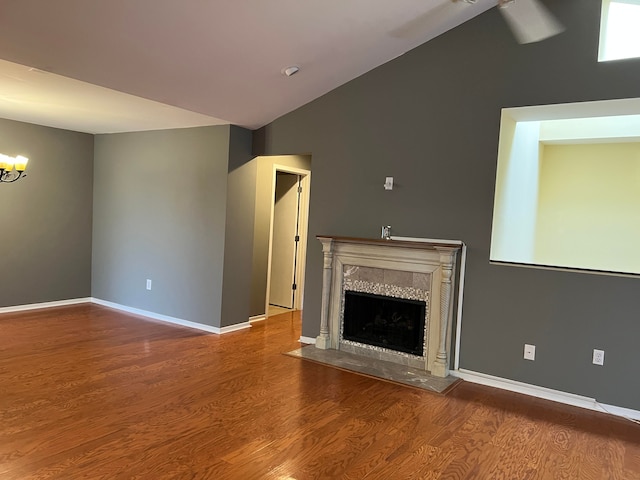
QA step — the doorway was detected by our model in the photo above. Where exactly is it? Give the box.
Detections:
[266,165,310,317]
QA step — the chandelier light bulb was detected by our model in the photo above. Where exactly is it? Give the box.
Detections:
[14,155,29,171]
[0,153,29,183]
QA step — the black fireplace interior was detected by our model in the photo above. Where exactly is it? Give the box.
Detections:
[342,291,426,356]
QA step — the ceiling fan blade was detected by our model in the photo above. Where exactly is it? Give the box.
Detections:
[390,1,466,39]
[498,0,564,44]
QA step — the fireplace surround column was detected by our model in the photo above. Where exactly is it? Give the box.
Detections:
[316,238,334,349]
[431,251,454,377]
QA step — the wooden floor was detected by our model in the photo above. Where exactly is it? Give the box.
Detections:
[1,305,639,479]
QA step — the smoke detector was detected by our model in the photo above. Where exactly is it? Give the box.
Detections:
[282,66,300,77]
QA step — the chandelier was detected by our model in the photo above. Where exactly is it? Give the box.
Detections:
[0,154,29,183]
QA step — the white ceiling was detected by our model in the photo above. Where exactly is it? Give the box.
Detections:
[0,0,494,134]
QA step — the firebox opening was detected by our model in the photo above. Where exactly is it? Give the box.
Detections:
[343,291,426,356]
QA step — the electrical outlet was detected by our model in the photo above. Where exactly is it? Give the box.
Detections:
[593,349,605,366]
[524,344,536,361]
[146,279,152,290]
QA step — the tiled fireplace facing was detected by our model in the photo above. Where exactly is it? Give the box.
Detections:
[316,236,461,377]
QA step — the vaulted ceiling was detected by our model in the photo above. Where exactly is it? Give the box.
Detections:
[0,0,495,133]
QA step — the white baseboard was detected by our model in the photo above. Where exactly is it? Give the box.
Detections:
[0,297,92,314]
[0,296,253,335]
[598,403,640,421]
[249,314,266,323]
[218,321,252,334]
[453,368,640,422]
[90,298,251,335]
[299,336,316,345]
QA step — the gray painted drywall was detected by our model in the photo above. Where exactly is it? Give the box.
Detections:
[92,126,231,327]
[249,155,311,317]
[220,126,255,327]
[0,118,93,307]
[254,0,640,409]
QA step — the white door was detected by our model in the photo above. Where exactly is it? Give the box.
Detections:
[269,172,300,308]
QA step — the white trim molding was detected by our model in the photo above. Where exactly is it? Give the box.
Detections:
[0,297,92,314]
[249,314,266,323]
[453,368,640,422]
[299,336,316,345]
[91,298,251,335]
[265,164,312,315]
[218,321,253,334]
[597,403,640,422]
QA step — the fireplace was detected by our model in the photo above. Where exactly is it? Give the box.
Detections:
[316,236,461,377]
[343,291,426,355]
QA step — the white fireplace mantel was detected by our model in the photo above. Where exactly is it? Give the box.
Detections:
[316,236,461,377]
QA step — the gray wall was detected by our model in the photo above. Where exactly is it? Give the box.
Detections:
[250,155,312,317]
[92,126,231,327]
[0,118,93,307]
[255,0,640,409]
[220,126,256,327]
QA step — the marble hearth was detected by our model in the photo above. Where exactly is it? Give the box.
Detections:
[316,236,461,377]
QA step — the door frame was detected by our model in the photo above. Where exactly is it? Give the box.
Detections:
[265,164,311,317]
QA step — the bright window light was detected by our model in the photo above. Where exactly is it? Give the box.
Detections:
[490,99,640,278]
[599,0,640,61]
